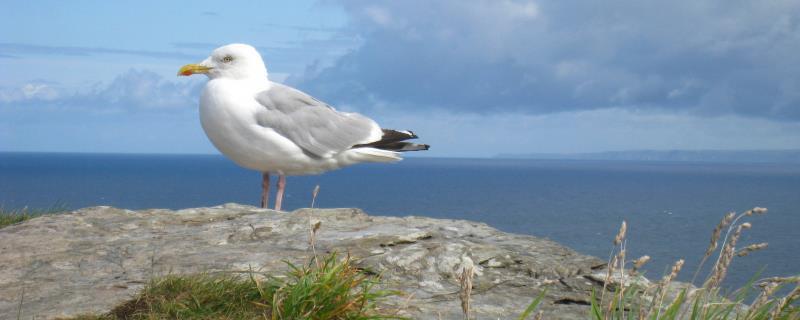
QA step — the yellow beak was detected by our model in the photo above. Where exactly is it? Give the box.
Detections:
[177,63,212,76]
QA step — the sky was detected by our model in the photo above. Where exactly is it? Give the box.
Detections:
[1,0,800,157]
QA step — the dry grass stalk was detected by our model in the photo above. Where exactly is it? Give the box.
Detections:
[750,277,800,318]
[750,281,780,312]
[771,297,789,319]
[771,298,787,319]
[755,275,800,317]
[736,242,768,257]
[665,259,685,287]
[613,247,627,315]
[756,276,800,284]
[706,212,736,257]
[309,185,321,266]
[311,185,320,207]
[614,220,627,246]
[649,259,685,318]
[458,256,475,320]
[789,283,800,298]
[772,284,800,318]
[590,207,797,320]
[612,221,627,278]
[690,212,736,285]
[631,255,651,275]
[602,220,629,317]
[601,221,628,303]
[617,248,627,281]
[309,221,321,251]
[706,223,749,289]
[617,249,626,269]
[308,222,321,269]
[601,254,618,309]
[606,262,620,316]
[708,207,762,280]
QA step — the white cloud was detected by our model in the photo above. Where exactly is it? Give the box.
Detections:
[0,82,60,103]
[364,6,393,27]
[91,69,200,110]
[0,69,202,112]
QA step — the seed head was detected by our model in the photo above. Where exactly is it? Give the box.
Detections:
[458,256,475,320]
[707,223,748,288]
[736,242,768,257]
[312,185,320,198]
[746,207,768,216]
[751,281,780,311]
[614,220,627,245]
[705,212,736,257]
[666,259,685,282]
[631,255,650,275]
[633,255,651,270]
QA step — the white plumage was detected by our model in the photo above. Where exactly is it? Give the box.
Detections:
[179,43,427,210]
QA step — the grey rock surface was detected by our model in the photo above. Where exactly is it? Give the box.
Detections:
[0,204,613,319]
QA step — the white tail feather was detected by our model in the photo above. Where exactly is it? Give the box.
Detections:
[348,147,402,163]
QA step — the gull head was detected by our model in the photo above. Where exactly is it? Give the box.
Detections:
[178,43,268,80]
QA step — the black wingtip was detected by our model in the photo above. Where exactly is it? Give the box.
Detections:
[384,129,418,141]
[353,128,427,150]
[399,143,429,152]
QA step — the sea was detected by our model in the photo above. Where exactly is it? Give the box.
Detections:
[1,152,798,290]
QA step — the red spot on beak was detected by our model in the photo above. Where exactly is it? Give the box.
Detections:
[181,70,193,76]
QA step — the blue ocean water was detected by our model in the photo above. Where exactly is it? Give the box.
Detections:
[1,152,798,289]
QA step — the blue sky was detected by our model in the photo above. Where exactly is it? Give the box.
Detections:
[2,0,800,157]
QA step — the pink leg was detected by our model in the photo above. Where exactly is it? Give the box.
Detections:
[274,174,287,211]
[261,173,270,208]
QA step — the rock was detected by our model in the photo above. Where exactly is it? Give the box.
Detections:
[0,204,613,319]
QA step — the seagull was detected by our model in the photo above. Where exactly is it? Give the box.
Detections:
[178,43,428,211]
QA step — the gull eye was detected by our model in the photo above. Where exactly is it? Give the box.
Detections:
[222,56,233,63]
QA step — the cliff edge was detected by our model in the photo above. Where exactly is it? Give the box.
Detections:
[1,204,615,319]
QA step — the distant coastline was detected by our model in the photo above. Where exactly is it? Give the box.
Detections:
[496,149,800,163]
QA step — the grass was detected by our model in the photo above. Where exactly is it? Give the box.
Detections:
[63,253,402,320]
[590,207,800,320]
[68,252,549,320]
[55,180,551,320]
[517,289,547,320]
[0,204,67,229]
[55,187,403,319]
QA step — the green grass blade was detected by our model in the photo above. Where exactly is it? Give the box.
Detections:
[590,288,604,320]
[660,289,686,320]
[517,289,547,320]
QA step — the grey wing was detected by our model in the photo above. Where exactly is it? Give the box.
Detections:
[254,83,381,158]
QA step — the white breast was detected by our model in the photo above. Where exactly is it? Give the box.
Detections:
[199,79,324,174]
